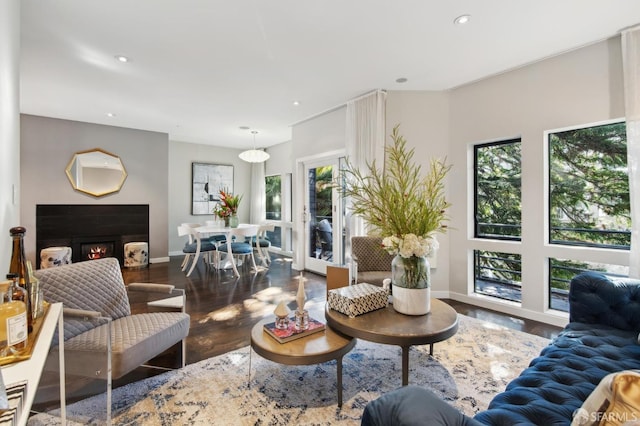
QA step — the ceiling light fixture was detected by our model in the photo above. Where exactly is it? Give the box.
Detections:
[115,55,130,63]
[454,14,471,25]
[239,130,270,163]
[292,100,300,106]
[396,77,408,83]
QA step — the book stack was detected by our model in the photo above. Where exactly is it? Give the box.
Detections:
[263,318,325,343]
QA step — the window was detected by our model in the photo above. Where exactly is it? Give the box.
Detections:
[265,175,281,220]
[264,173,293,254]
[474,250,522,303]
[549,258,628,311]
[548,122,629,249]
[474,139,522,240]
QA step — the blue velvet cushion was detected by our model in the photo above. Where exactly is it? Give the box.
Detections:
[218,242,252,254]
[182,241,216,253]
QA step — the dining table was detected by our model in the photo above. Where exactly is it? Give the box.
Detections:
[195,223,260,277]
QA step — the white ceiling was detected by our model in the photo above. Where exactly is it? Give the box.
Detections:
[20,1,640,150]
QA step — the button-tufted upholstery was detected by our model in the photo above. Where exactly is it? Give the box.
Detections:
[475,272,640,425]
[363,272,640,426]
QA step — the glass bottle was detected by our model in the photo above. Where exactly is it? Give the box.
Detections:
[0,279,28,357]
[26,261,43,320]
[8,227,33,332]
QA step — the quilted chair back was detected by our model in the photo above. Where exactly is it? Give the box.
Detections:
[351,236,393,272]
[37,257,132,320]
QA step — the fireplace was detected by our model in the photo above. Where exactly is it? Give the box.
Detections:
[36,204,149,268]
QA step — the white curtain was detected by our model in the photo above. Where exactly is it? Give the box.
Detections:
[249,160,266,225]
[622,26,640,278]
[344,90,386,263]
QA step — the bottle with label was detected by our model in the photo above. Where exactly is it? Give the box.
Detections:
[0,279,28,357]
[8,227,32,332]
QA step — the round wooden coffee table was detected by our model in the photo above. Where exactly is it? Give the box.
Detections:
[324,298,458,386]
[250,318,356,407]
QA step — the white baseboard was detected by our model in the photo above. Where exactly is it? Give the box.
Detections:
[150,257,170,264]
[448,291,569,328]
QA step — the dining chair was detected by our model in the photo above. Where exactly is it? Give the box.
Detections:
[251,223,275,267]
[217,225,259,277]
[178,224,218,277]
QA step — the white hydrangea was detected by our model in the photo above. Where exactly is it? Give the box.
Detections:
[383,233,439,258]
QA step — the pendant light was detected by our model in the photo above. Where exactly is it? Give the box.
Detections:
[239,130,270,163]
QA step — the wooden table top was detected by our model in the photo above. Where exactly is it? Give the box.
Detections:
[324,298,458,347]
[250,317,356,366]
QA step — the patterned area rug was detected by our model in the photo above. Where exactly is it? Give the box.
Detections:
[30,314,550,425]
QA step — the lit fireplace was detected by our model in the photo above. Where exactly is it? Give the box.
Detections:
[81,242,115,261]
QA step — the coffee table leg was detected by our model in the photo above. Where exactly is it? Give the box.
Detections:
[430,343,434,356]
[337,356,343,407]
[402,346,409,386]
[248,346,252,389]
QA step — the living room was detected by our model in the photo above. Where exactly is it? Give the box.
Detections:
[3,2,640,424]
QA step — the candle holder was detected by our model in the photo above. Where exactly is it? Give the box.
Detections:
[274,301,290,330]
[294,309,309,331]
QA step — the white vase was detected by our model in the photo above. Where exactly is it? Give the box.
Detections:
[391,254,431,315]
[392,285,431,315]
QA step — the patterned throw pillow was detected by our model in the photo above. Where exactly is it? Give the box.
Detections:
[571,370,640,426]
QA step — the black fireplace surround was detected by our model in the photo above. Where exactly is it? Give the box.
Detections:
[36,204,149,268]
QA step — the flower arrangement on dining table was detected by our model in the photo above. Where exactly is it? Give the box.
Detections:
[341,124,451,289]
[212,188,242,220]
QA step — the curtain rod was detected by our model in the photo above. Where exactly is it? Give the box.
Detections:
[289,89,386,128]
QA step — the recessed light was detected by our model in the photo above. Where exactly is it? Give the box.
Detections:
[239,126,250,130]
[292,101,300,106]
[106,112,116,118]
[115,55,130,63]
[396,77,408,83]
[454,14,471,25]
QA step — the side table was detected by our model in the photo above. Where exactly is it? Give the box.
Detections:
[2,302,65,426]
[250,318,356,407]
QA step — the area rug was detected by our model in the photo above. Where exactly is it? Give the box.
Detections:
[29,314,550,425]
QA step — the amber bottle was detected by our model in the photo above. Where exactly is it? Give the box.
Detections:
[8,227,33,332]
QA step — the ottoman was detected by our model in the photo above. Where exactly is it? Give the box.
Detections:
[124,242,149,268]
[40,246,72,269]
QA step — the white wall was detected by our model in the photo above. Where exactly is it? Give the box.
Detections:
[20,115,170,263]
[291,107,347,269]
[265,140,293,176]
[0,0,20,271]
[168,140,251,254]
[447,37,625,325]
[386,90,451,294]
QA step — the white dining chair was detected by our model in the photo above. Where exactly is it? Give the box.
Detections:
[217,225,259,277]
[178,224,218,277]
[252,223,275,267]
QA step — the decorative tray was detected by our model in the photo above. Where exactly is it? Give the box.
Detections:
[0,301,50,367]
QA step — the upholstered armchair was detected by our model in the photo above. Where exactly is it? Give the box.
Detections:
[350,236,394,287]
[36,258,190,423]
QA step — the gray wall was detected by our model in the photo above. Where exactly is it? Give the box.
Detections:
[0,0,21,271]
[20,115,170,263]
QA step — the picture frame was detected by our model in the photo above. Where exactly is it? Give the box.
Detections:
[191,162,234,215]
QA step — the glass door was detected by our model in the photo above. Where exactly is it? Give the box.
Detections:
[303,158,344,274]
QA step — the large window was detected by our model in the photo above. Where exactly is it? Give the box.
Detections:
[474,250,522,303]
[474,139,522,240]
[264,173,293,253]
[548,121,629,249]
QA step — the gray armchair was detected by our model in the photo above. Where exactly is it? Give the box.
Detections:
[350,236,394,287]
[36,257,190,423]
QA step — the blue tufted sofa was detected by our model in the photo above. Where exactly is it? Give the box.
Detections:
[362,272,640,425]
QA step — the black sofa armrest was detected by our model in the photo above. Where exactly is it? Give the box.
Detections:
[569,271,640,331]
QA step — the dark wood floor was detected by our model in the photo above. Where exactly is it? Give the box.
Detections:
[46,253,562,405]
[122,254,561,364]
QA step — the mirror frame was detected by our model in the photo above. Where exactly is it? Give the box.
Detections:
[65,148,128,197]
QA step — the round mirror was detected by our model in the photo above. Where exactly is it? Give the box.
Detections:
[65,148,127,197]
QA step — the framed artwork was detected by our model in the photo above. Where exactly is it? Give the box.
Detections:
[192,162,234,215]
